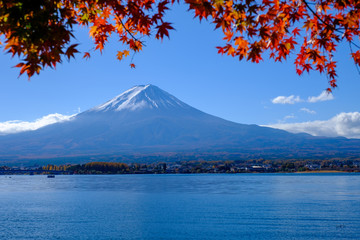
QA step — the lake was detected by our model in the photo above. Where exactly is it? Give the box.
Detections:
[0,173,359,239]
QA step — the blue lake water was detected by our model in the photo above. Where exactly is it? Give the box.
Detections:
[0,173,359,239]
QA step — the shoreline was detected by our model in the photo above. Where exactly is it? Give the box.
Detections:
[295,170,349,173]
[2,170,359,176]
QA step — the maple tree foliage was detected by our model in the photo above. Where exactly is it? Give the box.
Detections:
[0,0,359,90]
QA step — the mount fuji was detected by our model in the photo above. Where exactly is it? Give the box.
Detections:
[1,84,360,164]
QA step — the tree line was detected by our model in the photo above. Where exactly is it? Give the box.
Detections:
[2,158,358,175]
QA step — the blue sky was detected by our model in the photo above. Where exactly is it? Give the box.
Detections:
[0,3,359,138]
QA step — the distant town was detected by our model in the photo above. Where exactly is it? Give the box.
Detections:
[1,159,360,175]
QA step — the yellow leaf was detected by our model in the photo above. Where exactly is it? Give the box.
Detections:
[123,50,130,57]
[116,51,124,60]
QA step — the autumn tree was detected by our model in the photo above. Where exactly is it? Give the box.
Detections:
[0,0,359,90]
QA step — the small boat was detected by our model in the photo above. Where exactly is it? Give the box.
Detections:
[47,174,55,178]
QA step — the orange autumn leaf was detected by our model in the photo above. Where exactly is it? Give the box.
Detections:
[0,0,359,89]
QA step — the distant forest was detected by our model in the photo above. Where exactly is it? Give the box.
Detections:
[1,159,359,175]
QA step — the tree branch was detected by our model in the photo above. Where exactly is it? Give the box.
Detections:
[302,0,359,33]
[119,18,146,47]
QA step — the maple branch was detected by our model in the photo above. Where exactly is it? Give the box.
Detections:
[302,1,360,33]
[119,18,146,47]
[350,41,360,49]
[131,51,136,63]
[302,0,337,31]
[302,0,360,60]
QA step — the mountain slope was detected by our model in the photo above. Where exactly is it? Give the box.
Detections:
[0,84,359,163]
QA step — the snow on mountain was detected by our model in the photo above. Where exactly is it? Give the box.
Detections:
[89,84,189,112]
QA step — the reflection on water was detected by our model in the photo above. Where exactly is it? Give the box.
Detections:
[0,174,359,239]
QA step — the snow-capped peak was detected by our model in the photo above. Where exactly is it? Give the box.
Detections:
[89,84,189,112]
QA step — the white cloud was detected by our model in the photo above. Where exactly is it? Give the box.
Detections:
[0,113,76,135]
[284,114,295,120]
[307,91,334,103]
[276,114,296,124]
[267,112,360,139]
[272,91,334,105]
[300,108,316,114]
[271,95,302,104]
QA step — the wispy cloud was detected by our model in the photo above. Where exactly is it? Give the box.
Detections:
[275,114,296,124]
[300,108,316,114]
[271,95,302,104]
[272,91,334,105]
[266,112,360,139]
[0,113,76,135]
[284,114,295,120]
[307,90,334,103]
